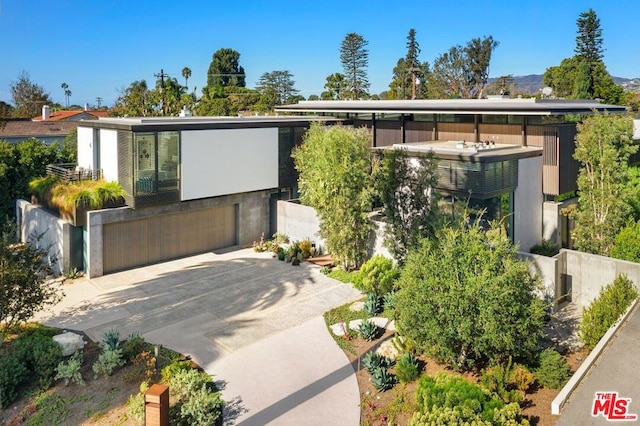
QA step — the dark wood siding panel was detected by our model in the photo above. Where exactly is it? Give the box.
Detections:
[375,120,402,147]
[478,123,522,145]
[558,125,579,194]
[103,204,237,273]
[437,122,475,141]
[405,121,434,143]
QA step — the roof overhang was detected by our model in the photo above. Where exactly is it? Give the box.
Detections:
[275,99,628,116]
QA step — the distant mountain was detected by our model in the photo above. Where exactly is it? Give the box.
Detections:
[489,74,639,94]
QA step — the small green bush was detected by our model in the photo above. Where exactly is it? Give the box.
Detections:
[168,369,223,426]
[409,402,529,426]
[580,274,638,349]
[363,292,381,316]
[126,381,149,425]
[55,351,85,386]
[356,255,399,296]
[529,239,560,257]
[611,221,640,262]
[415,372,506,423]
[12,333,63,389]
[383,290,396,310]
[479,358,522,404]
[358,319,380,341]
[395,352,420,383]
[535,349,571,389]
[93,348,125,379]
[161,359,193,384]
[0,352,28,407]
[122,333,148,363]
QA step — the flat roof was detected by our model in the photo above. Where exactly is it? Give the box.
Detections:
[275,98,628,115]
[380,140,543,163]
[78,115,341,132]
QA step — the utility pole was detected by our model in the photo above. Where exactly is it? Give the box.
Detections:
[95,97,103,108]
[154,69,167,115]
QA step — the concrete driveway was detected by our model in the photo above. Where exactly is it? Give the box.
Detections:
[36,248,362,425]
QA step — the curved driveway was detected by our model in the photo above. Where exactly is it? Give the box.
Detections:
[37,248,362,425]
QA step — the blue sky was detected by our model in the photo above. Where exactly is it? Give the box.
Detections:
[0,0,638,108]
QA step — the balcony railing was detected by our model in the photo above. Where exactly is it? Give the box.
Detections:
[46,163,102,182]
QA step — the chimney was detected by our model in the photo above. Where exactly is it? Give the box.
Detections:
[42,105,50,120]
[84,103,89,111]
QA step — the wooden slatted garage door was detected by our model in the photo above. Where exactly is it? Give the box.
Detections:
[103,204,237,274]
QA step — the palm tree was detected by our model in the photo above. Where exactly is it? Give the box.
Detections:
[182,67,192,90]
[61,82,70,107]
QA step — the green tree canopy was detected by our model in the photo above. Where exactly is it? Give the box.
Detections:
[428,36,498,99]
[340,33,370,99]
[322,73,346,100]
[395,223,546,370]
[376,148,439,264]
[113,80,155,117]
[10,71,52,118]
[0,223,64,335]
[206,48,246,89]
[292,124,376,270]
[570,113,636,256]
[256,70,300,107]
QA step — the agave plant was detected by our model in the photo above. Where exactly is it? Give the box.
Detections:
[362,351,393,374]
[363,293,381,316]
[371,366,397,391]
[358,319,380,342]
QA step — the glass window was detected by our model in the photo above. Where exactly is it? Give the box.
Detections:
[135,133,156,194]
[157,131,179,192]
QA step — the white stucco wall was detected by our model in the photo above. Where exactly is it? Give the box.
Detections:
[17,200,65,275]
[181,128,278,201]
[513,156,543,252]
[100,129,118,181]
[77,126,94,171]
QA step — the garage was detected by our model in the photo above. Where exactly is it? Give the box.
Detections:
[102,204,237,274]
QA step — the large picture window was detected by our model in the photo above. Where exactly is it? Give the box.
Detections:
[134,131,180,197]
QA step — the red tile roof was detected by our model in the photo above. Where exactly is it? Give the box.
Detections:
[0,120,78,139]
[32,110,109,121]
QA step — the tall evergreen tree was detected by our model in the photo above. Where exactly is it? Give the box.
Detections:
[340,33,370,99]
[206,48,246,88]
[405,29,422,99]
[256,70,299,107]
[575,8,604,64]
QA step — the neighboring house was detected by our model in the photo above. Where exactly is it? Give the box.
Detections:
[0,106,107,144]
[276,97,628,252]
[18,115,340,277]
[0,119,78,144]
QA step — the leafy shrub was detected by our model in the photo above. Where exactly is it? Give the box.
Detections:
[277,247,286,261]
[480,358,522,404]
[0,352,28,407]
[168,368,223,425]
[410,372,528,425]
[122,332,148,363]
[54,351,85,387]
[123,351,156,383]
[362,351,393,374]
[358,319,380,341]
[529,239,560,257]
[356,255,399,296]
[320,265,330,275]
[252,232,268,252]
[363,292,381,316]
[395,352,420,383]
[170,386,224,426]
[272,232,289,244]
[512,365,536,396]
[12,333,63,389]
[535,349,571,389]
[611,221,640,262]
[93,348,125,379]
[580,274,638,349]
[371,366,397,391]
[409,402,529,426]
[126,381,149,425]
[161,359,193,384]
[297,238,314,258]
[102,329,120,351]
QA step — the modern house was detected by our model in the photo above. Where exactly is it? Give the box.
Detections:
[17,97,629,277]
[276,98,628,252]
[18,115,339,277]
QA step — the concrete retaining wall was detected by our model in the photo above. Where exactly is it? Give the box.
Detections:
[16,199,83,275]
[561,250,640,308]
[518,252,559,308]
